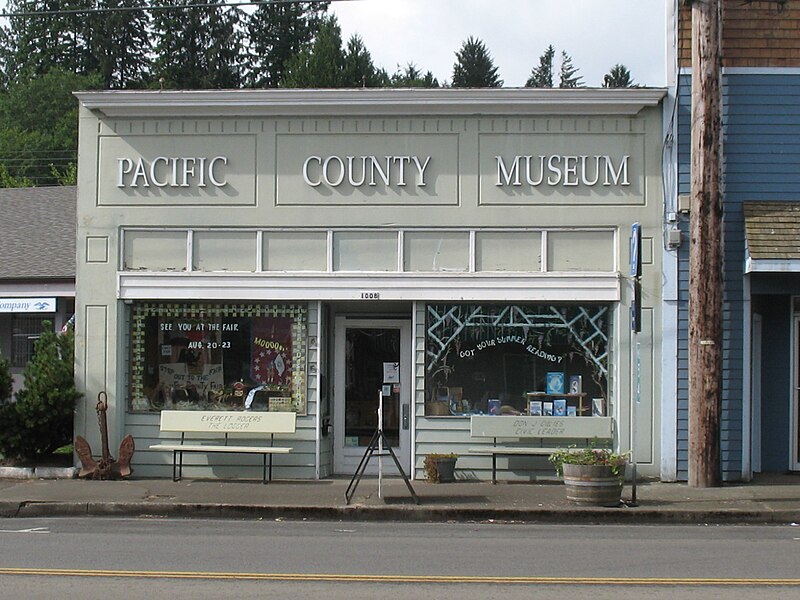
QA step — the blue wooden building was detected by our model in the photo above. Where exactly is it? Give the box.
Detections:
[672,2,800,479]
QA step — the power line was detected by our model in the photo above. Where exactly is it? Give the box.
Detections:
[0,0,340,19]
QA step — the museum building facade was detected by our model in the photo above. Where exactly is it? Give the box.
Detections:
[73,88,668,481]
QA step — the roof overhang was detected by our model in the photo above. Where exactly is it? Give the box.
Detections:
[75,88,667,119]
[743,201,800,273]
[745,256,800,274]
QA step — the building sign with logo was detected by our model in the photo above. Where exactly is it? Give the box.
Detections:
[0,297,56,313]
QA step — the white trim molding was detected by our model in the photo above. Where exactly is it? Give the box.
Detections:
[746,258,800,273]
[118,271,621,303]
[76,88,667,119]
[0,283,75,297]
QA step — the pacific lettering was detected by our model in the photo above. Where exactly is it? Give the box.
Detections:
[117,156,228,188]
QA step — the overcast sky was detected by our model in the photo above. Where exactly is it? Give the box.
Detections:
[332,0,668,88]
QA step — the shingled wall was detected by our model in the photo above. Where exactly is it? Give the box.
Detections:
[679,1,800,68]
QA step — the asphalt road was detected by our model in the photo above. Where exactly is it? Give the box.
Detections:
[1,517,799,599]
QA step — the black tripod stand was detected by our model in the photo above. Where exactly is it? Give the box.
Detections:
[344,392,419,505]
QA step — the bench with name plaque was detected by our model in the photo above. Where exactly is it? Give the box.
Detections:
[469,415,615,484]
[149,410,296,484]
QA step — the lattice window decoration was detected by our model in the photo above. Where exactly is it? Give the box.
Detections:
[129,302,307,413]
[425,303,610,416]
[427,304,608,375]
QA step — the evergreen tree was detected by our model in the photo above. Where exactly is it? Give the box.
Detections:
[343,35,387,87]
[0,323,81,459]
[451,36,502,88]
[151,0,244,89]
[558,50,583,88]
[603,63,635,88]
[1,0,95,85]
[246,0,328,88]
[281,15,345,88]
[0,0,150,88]
[91,0,151,88]
[526,44,555,88]
[390,63,439,88]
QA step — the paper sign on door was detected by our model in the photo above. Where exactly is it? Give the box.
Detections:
[383,362,400,383]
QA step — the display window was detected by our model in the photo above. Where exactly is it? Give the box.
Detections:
[129,302,307,413]
[425,303,610,417]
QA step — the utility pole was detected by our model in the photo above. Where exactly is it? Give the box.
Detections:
[688,0,723,487]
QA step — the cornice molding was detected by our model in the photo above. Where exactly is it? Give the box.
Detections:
[76,88,667,118]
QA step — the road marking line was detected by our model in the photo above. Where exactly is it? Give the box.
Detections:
[0,569,798,586]
[0,527,49,534]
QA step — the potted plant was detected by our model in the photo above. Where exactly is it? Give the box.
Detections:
[548,446,630,506]
[423,453,458,483]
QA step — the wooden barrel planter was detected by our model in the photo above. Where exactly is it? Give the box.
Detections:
[562,463,623,506]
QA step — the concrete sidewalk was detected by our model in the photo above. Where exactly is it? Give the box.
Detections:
[1,472,799,524]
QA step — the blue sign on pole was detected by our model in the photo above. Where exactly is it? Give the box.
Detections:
[630,222,641,278]
[630,224,641,333]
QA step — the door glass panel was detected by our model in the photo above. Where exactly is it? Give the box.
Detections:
[345,328,400,447]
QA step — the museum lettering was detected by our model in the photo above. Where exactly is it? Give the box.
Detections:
[495,154,630,187]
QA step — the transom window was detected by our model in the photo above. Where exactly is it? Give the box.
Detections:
[122,228,616,274]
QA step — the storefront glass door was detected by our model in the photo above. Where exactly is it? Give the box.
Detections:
[333,318,411,475]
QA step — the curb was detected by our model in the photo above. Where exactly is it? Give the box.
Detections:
[34,467,78,479]
[0,466,77,480]
[2,501,799,525]
[0,467,34,480]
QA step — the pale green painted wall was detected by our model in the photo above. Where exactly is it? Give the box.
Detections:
[75,95,664,480]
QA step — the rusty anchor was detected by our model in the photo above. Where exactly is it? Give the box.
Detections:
[75,391,135,480]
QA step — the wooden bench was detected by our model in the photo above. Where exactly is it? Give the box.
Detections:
[149,410,296,484]
[469,415,615,483]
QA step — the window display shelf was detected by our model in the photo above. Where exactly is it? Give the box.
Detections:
[525,392,597,417]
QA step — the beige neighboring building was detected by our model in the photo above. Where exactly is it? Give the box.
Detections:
[73,88,667,481]
[0,186,76,395]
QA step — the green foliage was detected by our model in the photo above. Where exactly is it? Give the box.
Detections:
[51,162,77,186]
[90,0,152,89]
[1,0,151,88]
[0,351,12,403]
[1,0,95,85]
[548,446,630,477]
[603,64,635,88]
[0,163,33,187]
[526,45,555,88]
[451,36,502,88]
[527,46,583,88]
[343,35,389,87]
[151,0,244,89]
[0,69,101,185]
[389,63,439,88]
[247,0,329,88]
[0,322,81,459]
[558,51,583,88]
[281,15,346,88]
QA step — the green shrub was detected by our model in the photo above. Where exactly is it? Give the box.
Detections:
[0,351,11,403]
[0,322,81,459]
